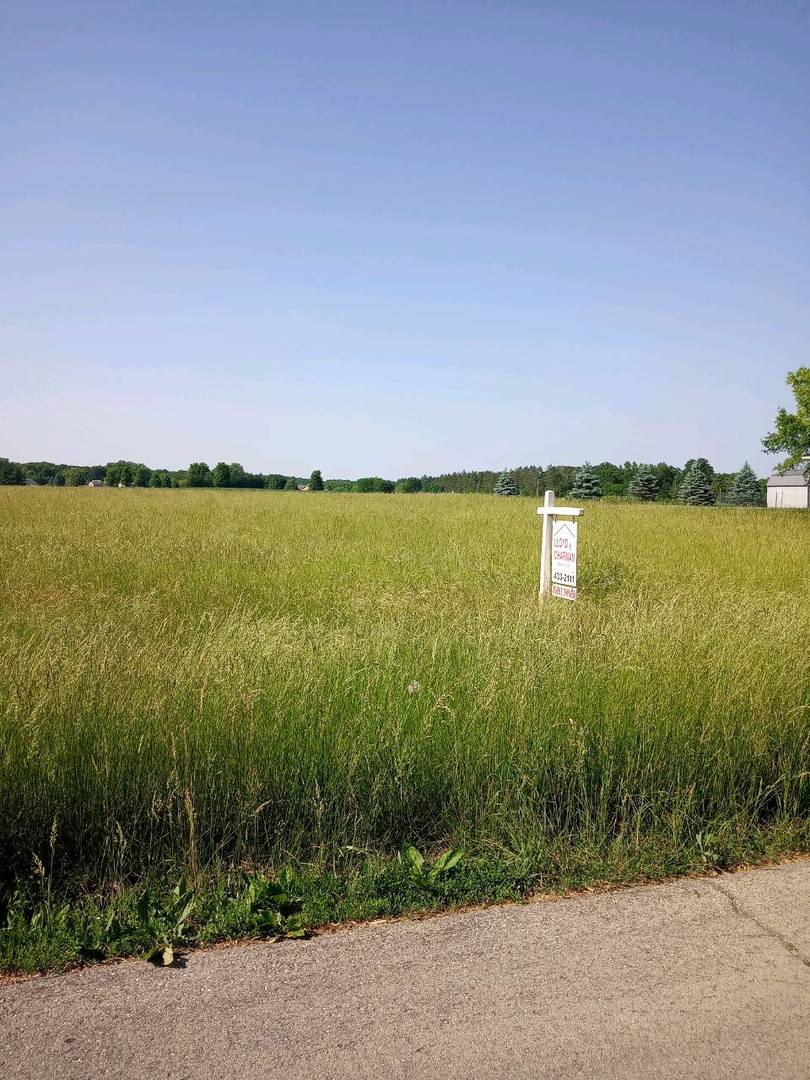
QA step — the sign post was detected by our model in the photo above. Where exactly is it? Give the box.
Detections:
[537,490,583,600]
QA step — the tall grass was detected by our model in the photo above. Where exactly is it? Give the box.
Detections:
[1,488,808,896]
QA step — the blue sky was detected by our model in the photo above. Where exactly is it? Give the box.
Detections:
[2,1,808,476]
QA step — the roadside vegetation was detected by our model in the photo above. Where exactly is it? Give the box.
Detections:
[1,489,808,973]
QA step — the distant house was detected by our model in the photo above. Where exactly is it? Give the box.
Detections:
[297,484,310,492]
[767,463,809,509]
[88,479,104,488]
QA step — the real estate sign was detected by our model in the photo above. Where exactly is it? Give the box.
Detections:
[551,519,577,601]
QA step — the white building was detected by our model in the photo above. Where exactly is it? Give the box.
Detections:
[766,464,810,509]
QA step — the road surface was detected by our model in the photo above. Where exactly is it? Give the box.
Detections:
[2,860,809,1079]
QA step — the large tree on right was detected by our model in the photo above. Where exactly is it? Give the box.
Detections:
[762,367,810,469]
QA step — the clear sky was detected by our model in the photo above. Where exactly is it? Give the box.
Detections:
[3,1,808,477]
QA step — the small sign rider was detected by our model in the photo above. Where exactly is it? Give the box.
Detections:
[537,490,583,601]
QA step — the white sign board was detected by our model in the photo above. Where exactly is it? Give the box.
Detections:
[551,519,577,601]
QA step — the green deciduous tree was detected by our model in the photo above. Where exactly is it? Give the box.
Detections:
[131,464,151,487]
[212,462,231,487]
[63,467,90,486]
[493,469,517,496]
[354,477,394,493]
[0,458,24,485]
[678,462,715,506]
[628,465,658,502]
[571,463,602,499]
[397,477,423,493]
[284,476,299,490]
[105,461,134,487]
[728,462,763,507]
[186,462,212,487]
[228,463,248,487]
[762,367,810,470]
[309,469,324,491]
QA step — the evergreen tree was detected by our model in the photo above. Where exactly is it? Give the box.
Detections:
[728,462,763,507]
[309,469,324,491]
[628,464,658,501]
[493,469,517,496]
[678,462,715,506]
[570,462,602,499]
[682,457,714,484]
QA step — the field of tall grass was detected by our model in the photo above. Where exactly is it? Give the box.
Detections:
[1,487,808,970]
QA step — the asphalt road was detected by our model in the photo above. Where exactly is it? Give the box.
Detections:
[2,860,809,1079]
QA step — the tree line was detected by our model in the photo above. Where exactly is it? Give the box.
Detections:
[2,365,806,500]
[0,457,397,492]
[0,454,763,503]
[491,459,764,506]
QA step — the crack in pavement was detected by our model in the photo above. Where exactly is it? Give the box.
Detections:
[705,878,810,969]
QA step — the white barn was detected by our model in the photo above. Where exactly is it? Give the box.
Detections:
[766,465,810,509]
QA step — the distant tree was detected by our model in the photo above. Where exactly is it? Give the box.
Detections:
[22,462,64,485]
[397,477,423,493]
[712,472,735,504]
[595,461,627,497]
[131,464,151,487]
[419,469,493,493]
[105,461,134,487]
[762,367,810,470]
[678,462,715,506]
[653,462,680,501]
[512,465,545,497]
[324,479,355,492]
[0,458,24,485]
[309,469,324,491]
[628,465,658,502]
[284,476,299,490]
[682,457,714,484]
[63,466,90,486]
[227,462,248,487]
[727,462,763,507]
[493,469,518,496]
[544,464,578,496]
[354,477,394,493]
[186,462,212,487]
[571,463,602,499]
[149,470,171,488]
[265,474,287,490]
[212,462,231,487]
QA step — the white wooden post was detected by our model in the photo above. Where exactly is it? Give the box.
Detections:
[539,489,554,597]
